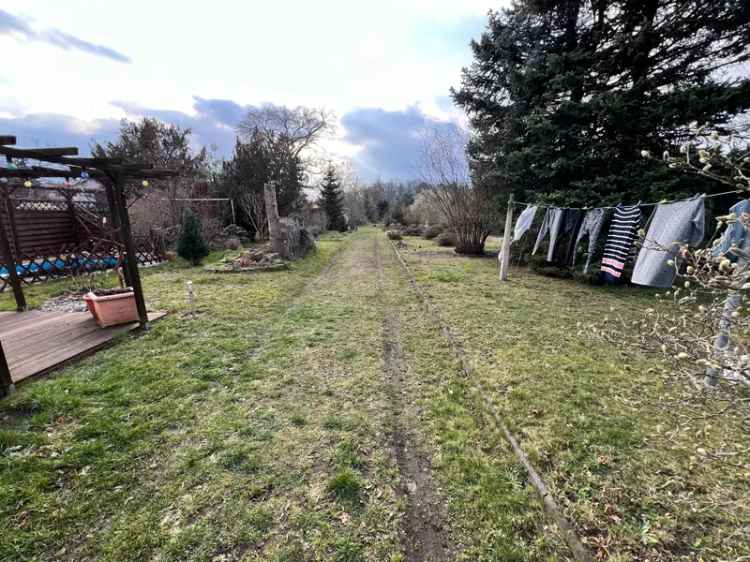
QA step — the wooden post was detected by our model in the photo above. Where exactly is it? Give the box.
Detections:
[102,178,131,286]
[113,174,149,327]
[0,340,14,398]
[0,192,26,310]
[499,193,514,281]
[264,181,285,256]
[230,198,236,225]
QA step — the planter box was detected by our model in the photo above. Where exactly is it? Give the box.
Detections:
[83,289,139,327]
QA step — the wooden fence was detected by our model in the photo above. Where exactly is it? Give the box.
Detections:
[0,192,166,292]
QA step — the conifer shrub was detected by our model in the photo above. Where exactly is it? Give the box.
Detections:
[177,209,210,265]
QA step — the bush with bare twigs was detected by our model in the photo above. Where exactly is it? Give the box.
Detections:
[420,124,495,255]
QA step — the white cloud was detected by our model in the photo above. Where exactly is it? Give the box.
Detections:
[0,0,505,178]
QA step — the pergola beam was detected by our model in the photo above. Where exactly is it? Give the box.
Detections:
[0,145,122,168]
[0,146,79,158]
[0,142,179,180]
[0,166,86,179]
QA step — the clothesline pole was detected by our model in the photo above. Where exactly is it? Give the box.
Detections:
[499,193,514,281]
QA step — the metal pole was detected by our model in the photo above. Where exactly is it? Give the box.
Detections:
[114,174,149,327]
[230,199,236,225]
[499,193,514,281]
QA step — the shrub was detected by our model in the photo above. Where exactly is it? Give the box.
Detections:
[177,209,210,265]
[404,224,423,236]
[386,230,403,241]
[436,231,457,247]
[422,224,442,239]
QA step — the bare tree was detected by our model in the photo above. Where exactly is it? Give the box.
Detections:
[237,105,334,162]
[420,123,471,186]
[419,123,495,254]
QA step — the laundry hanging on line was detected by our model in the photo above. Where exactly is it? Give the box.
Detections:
[600,204,643,284]
[571,207,606,274]
[631,196,705,288]
[512,205,537,242]
[505,193,741,285]
[712,199,750,260]
[561,209,585,265]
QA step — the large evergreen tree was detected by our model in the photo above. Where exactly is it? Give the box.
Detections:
[320,165,347,232]
[453,1,750,206]
[219,131,304,238]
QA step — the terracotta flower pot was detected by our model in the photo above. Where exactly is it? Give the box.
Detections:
[83,288,139,327]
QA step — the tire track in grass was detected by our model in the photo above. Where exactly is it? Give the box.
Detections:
[374,237,454,562]
[388,238,594,562]
[244,238,345,360]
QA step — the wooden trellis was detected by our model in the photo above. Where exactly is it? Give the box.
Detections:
[0,135,176,320]
[0,188,165,292]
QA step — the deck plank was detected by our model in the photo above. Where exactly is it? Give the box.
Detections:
[0,311,165,383]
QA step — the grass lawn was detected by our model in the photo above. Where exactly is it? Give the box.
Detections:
[397,234,750,561]
[1,227,748,561]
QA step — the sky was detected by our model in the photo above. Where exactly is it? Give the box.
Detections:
[0,1,502,182]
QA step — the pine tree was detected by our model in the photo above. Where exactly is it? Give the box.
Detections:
[320,165,347,232]
[453,1,750,206]
[177,209,210,265]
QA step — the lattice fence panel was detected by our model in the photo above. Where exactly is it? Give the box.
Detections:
[0,236,166,291]
[0,196,167,292]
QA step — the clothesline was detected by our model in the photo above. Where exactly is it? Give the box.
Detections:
[503,186,747,287]
[510,188,747,211]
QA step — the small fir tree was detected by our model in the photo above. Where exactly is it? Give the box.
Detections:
[177,209,210,265]
[320,165,347,232]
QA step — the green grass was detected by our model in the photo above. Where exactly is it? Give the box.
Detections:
[327,468,363,505]
[1,228,747,561]
[394,234,750,561]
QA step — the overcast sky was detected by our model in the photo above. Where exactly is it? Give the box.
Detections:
[0,1,501,181]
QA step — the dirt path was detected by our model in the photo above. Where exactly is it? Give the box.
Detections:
[374,237,454,562]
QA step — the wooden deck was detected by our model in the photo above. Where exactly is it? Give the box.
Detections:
[0,310,165,383]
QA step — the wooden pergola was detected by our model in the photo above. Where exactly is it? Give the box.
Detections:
[0,135,177,395]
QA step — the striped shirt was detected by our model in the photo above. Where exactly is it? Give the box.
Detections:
[600,204,642,281]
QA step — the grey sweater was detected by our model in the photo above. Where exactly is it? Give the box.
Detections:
[631,196,705,288]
